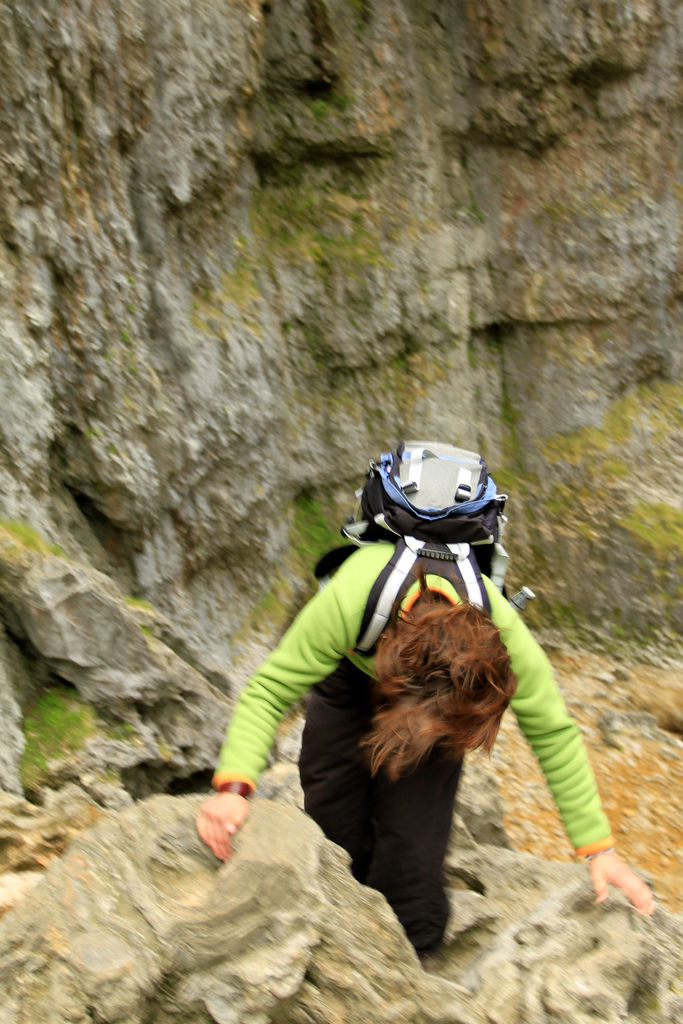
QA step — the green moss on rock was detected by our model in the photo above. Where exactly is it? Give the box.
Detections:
[250,185,389,272]
[239,493,343,641]
[617,502,683,562]
[191,262,263,333]
[291,493,342,571]
[0,521,66,558]
[21,685,98,791]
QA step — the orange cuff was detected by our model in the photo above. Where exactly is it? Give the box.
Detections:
[575,836,615,858]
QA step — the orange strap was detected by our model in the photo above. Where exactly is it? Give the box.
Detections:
[401,584,459,614]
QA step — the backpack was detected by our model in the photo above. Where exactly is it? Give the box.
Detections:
[314,440,525,654]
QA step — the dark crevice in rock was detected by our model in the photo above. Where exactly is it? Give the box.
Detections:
[47,434,142,583]
[303,78,334,99]
[252,132,388,176]
[65,487,136,567]
[167,769,213,796]
[0,616,56,702]
[446,867,487,896]
[252,149,384,189]
[569,59,643,91]
[120,763,178,801]
[631,350,672,387]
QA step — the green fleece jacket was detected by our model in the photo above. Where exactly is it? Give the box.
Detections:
[214,543,613,855]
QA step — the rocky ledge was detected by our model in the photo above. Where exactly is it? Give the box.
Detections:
[0,782,681,1024]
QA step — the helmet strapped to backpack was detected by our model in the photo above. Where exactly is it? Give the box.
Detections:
[315,441,517,654]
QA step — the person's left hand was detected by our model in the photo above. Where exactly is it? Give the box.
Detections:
[588,851,656,915]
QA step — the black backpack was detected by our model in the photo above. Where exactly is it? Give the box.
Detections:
[314,441,526,654]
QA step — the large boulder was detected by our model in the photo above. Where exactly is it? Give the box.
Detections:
[0,529,232,798]
[0,796,468,1024]
[0,794,680,1024]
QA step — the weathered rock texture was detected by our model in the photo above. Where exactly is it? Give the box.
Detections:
[0,0,680,675]
[0,524,232,799]
[0,3,681,1013]
[0,793,680,1024]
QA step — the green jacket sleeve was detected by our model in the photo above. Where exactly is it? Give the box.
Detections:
[213,546,386,788]
[485,579,613,853]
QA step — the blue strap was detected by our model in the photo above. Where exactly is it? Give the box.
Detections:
[378,454,498,518]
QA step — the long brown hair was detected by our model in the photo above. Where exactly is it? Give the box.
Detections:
[364,589,517,780]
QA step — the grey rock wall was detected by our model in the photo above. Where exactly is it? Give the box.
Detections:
[0,8,680,1008]
[0,0,680,785]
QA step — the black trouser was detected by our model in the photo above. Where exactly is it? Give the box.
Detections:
[298,658,462,955]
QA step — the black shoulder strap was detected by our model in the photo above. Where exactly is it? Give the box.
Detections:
[354,537,490,655]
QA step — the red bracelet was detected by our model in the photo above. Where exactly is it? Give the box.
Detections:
[217,781,253,798]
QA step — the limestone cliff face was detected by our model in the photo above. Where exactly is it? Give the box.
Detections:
[0,0,680,678]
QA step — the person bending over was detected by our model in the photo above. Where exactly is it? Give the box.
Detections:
[196,544,655,956]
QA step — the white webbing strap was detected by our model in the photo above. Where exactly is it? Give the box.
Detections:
[341,519,370,542]
[355,539,424,653]
[449,544,487,608]
[444,542,470,559]
[355,537,492,652]
[404,445,425,493]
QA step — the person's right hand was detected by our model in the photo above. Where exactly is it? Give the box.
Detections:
[196,791,251,861]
